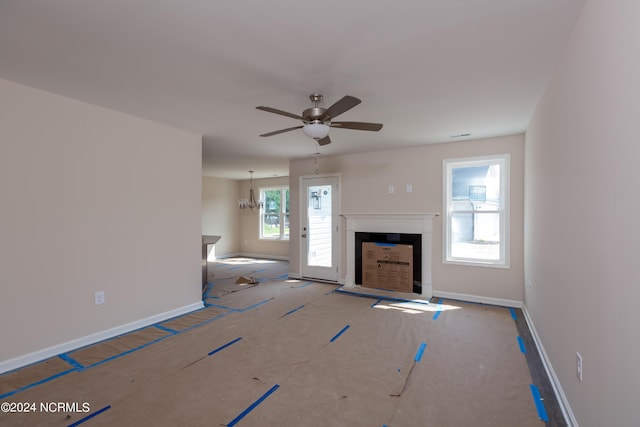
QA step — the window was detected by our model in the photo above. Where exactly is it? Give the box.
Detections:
[444,155,509,267]
[260,187,290,240]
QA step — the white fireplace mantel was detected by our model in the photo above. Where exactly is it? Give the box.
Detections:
[341,213,438,298]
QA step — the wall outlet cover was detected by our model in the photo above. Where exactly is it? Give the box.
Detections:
[95,291,105,305]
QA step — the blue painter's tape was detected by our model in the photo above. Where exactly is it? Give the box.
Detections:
[3,300,235,399]
[510,308,518,320]
[517,336,527,354]
[84,334,172,370]
[228,384,280,427]
[0,368,76,400]
[297,282,313,288]
[529,384,549,422]
[173,312,229,334]
[67,405,111,427]
[370,299,382,308]
[330,325,350,342]
[208,337,242,356]
[432,298,444,320]
[335,287,430,305]
[239,299,272,312]
[374,242,397,247]
[59,353,85,370]
[275,274,289,279]
[207,298,272,313]
[285,305,305,316]
[414,342,427,362]
[153,324,178,334]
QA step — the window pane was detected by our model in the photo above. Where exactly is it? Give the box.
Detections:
[264,190,281,213]
[450,212,500,260]
[262,213,281,238]
[452,164,501,208]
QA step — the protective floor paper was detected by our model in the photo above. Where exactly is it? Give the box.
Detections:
[1,258,545,426]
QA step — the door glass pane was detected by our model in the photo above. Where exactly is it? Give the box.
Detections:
[307,185,332,267]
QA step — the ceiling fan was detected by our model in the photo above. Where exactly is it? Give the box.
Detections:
[256,94,383,146]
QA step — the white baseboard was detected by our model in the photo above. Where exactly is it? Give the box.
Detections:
[522,304,578,427]
[432,290,523,308]
[0,301,204,375]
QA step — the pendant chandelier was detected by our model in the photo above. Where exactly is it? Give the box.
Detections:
[238,170,264,210]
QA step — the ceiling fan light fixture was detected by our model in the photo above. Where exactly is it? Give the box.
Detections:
[302,122,330,140]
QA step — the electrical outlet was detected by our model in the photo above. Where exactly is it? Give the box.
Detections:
[406,184,413,193]
[388,185,394,194]
[95,291,105,305]
[576,352,583,382]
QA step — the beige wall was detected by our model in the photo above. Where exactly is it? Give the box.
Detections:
[290,134,524,303]
[525,1,640,425]
[238,176,290,259]
[0,79,202,366]
[202,176,241,257]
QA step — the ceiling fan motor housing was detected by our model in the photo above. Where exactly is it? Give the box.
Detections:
[303,107,327,123]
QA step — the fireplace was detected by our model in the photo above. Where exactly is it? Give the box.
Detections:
[342,213,437,298]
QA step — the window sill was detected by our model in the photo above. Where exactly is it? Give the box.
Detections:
[444,259,510,269]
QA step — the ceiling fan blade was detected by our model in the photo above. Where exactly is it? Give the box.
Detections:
[331,121,383,131]
[322,95,361,120]
[317,135,331,146]
[256,106,304,121]
[259,125,303,137]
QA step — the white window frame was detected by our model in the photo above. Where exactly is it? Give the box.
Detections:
[443,154,510,268]
[259,186,289,241]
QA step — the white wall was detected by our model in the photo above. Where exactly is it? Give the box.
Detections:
[524,1,640,425]
[202,176,241,257]
[290,134,524,303]
[0,79,202,367]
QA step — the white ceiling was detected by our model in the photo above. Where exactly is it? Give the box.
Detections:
[0,0,584,179]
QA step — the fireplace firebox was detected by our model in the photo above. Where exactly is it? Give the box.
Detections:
[355,232,422,293]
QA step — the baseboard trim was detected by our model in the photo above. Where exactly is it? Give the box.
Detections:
[522,304,578,427]
[0,301,204,375]
[432,290,523,308]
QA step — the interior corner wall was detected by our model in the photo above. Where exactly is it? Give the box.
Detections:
[290,134,524,303]
[524,1,640,425]
[238,176,290,259]
[202,176,241,257]
[0,78,202,366]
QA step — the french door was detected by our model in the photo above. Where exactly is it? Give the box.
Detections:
[300,175,339,282]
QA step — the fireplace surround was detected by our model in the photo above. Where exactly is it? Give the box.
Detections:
[342,213,438,298]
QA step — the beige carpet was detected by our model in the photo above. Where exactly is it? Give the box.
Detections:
[0,258,545,426]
